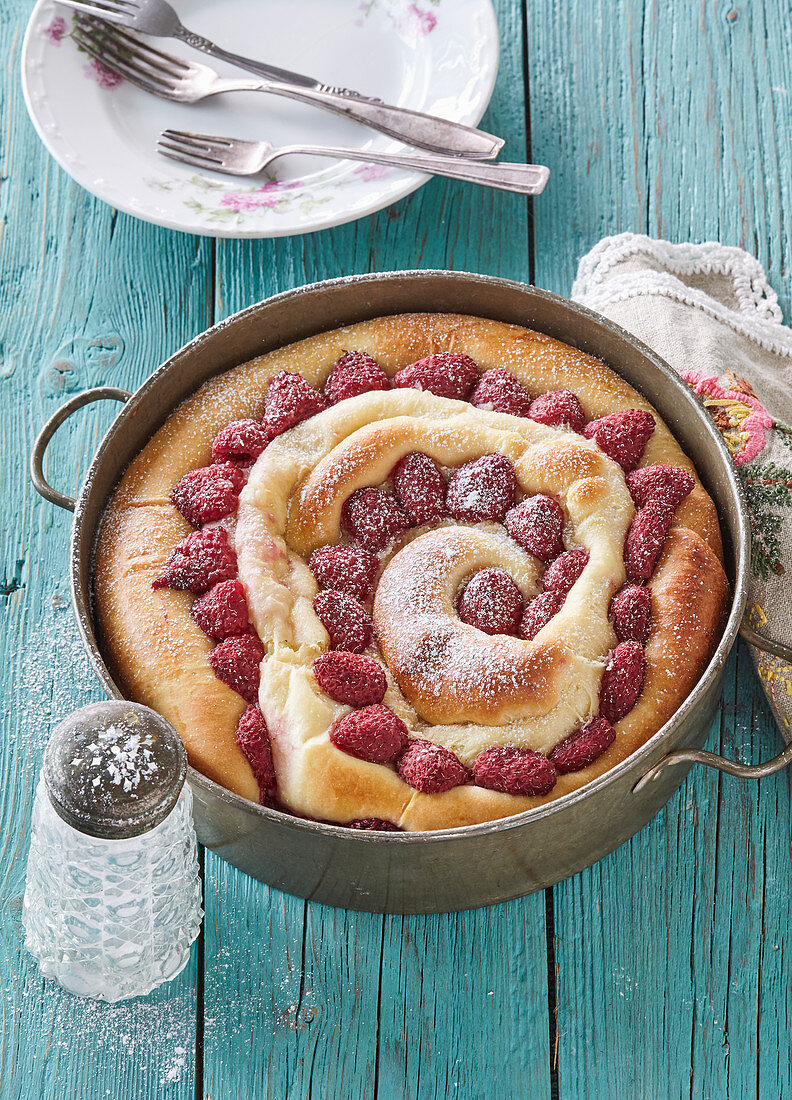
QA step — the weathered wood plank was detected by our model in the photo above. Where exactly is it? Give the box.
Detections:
[0,3,214,1095]
[374,904,551,1099]
[6,0,792,1095]
[202,2,552,1097]
[529,1,792,1095]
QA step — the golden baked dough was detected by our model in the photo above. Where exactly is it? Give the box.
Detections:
[94,313,729,829]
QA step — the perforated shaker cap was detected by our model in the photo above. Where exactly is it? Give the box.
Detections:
[43,701,188,840]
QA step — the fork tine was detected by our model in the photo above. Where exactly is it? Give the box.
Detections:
[161,129,233,149]
[72,27,174,92]
[80,17,192,74]
[157,137,221,161]
[157,145,225,170]
[158,132,219,154]
[72,22,174,79]
[74,21,183,84]
[56,1,130,25]
[69,0,141,13]
[76,36,172,86]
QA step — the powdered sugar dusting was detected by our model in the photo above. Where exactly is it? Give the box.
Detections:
[4,959,197,1090]
[74,724,159,795]
[241,382,632,763]
[372,524,601,741]
[118,320,711,822]
[12,601,196,1087]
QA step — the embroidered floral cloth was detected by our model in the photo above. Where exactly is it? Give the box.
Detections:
[572,233,792,743]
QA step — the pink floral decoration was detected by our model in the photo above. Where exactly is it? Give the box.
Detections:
[220,191,279,213]
[45,16,67,44]
[356,1,437,35]
[353,164,391,182]
[681,369,774,466]
[402,3,438,35]
[84,58,123,89]
[219,179,302,213]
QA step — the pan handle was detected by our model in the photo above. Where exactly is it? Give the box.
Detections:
[633,620,792,791]
[30,387,131,512]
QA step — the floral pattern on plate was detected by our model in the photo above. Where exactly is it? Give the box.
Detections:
[144,161,397,226]
[357,0,441,38]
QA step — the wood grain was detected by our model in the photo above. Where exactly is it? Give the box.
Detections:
[530,1,792,1096]
[0,2,209,1094]
[2,0,792,1095]
[202,2,552,1097]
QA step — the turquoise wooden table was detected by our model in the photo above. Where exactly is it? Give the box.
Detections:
[3,1,792,1096]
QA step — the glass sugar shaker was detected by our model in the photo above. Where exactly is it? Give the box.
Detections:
[23,701,203,1002]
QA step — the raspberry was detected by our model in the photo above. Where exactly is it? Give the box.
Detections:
[313,590,373,653]
[504,495,565,561]
[446,453,517,523]
[235,703,275,796]
[171,463,244,527]
[313,651,387,706]
[323,350,391,404]
[624,500,673,581]
[599,640,646,722]
[309,544,379,603]
[609,583,652,643]
[583,409,655,471]
[549,717,616,773]
[330,704,408,763]
[211,420,269,466]
[392,452,447,525]
[518,591,564,640]
[393,352,479,400]
[219,462,245,491]
[397,739,469,793]
[153,528,238,594]
[543,548,589,594]
[347,818,401,831]
[472,746,557,796]
[342,487,411,553]
[209,632,265,703]
[191,578,250,640]
[626,464,695,510]
[457,569,523,635]
[470,368,533,417]
[528,390,586,432]
[263,370,326,438]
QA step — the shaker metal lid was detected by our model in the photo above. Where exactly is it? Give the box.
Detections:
[43,701,187,840]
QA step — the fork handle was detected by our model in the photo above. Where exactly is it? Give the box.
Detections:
[256,85,503,160]
[170,27,502,160]
[174,27,326,92]
[272,145,550,196]
[173,27,380,101]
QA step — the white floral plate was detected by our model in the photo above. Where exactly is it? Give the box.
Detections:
[21,0,499,238]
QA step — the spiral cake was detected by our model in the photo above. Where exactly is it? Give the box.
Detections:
[95,313,729,830]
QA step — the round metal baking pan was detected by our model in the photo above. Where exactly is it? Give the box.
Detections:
[29,271,792,913]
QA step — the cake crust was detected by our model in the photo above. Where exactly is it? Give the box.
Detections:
[94,313,729,828]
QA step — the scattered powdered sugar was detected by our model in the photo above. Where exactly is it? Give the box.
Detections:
[375,527,563,712]
[5,923,196,1088]
[15,589,102,763]
[163,1045,187,1083]
[10,590,196,1088]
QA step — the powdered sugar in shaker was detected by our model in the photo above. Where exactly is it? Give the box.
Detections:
[23,701,203,1002]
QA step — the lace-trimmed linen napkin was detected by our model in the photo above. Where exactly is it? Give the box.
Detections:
[572,233,792,741]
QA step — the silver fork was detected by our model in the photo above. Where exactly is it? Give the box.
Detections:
[59,0,368,95]
[62,6,505,160]
[157,129,550,196]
